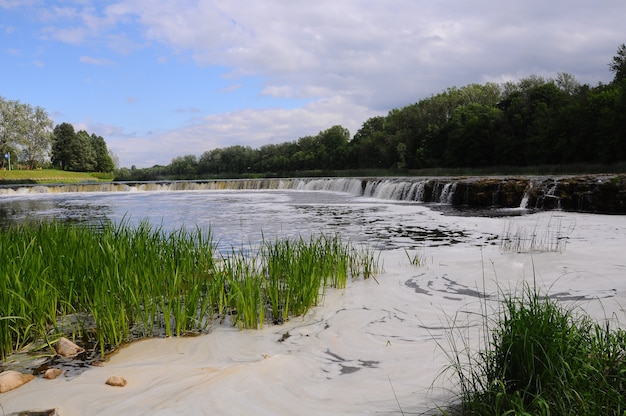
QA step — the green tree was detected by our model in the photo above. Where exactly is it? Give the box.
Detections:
[169,154,198,176]
[72,130,96,171]
[316,125,350,169]
[443,103,502,167]
[90,133,115,172]
[609,43,626,83]
[198,148,222,174]
[351,116,392,168]
[0,98,27,168]
[51,123,76,170]
[19,105,53,168]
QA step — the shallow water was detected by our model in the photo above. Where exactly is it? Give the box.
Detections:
[1,188,625,415]
[0,189,498,251]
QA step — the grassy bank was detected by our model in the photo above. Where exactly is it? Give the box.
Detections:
[442,284,626,415]
[0,221,379,362]
[0,169,113,184]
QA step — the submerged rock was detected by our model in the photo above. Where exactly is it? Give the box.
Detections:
[0,370,35,393]
[54,337,84,358]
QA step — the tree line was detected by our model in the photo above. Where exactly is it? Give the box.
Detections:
[0,98,115,173]
[117,44,626,181]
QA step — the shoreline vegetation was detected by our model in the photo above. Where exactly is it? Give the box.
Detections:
[0,220,379,370]
[1,162,626,186]
[0,169,113,185]
[442,283,626,415]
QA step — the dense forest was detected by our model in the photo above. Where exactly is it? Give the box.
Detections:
[117,44,626,181]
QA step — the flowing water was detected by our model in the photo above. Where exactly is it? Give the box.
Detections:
[0,184,501,251]
[2,180,626,414]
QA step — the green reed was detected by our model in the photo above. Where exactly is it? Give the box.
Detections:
[0,221,378,361]
[440,283,626,415]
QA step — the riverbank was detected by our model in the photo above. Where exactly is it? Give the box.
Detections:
[0,169,112,184]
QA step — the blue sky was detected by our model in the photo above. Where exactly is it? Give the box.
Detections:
[1,1,625,168]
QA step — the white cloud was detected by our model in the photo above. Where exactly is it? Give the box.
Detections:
[11,0,626,167]
[79,55,113,65]
[96,95,378,167]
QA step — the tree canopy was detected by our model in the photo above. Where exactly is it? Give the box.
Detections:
[50,122,115,172]
[0,97,53,169]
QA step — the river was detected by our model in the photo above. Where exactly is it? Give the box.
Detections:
[1,181,625,414]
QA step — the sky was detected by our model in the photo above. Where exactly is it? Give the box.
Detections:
[1,1,625,168]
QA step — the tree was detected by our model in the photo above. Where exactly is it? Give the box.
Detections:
[1,97,55,169]
[52,124,115,172]
[51,123,75,170]
[555,72,581,95]
[169,154,198,176]
[90,133,115,172]
[316,125,350,169]
[19,105,53,168]
[609,43,626,83]
[443,103,502,167]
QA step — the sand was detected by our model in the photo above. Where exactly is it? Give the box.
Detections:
[2,210,625,415]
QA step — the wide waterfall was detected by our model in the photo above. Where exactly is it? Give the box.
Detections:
[1,175,625,213]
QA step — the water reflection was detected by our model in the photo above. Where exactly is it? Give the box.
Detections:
[0,196,113,230]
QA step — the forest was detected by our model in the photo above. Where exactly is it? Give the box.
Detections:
[116,44,626,181]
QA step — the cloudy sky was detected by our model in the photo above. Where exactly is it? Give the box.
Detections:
[1,1,624,168]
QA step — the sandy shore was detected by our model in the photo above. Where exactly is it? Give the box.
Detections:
[2,211,625,415]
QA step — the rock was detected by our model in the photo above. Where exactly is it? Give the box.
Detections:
[0,370,35,393]
[43,368,63,380]
[105,376,127,387]
[54,337,84,358]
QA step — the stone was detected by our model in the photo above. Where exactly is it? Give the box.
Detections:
[54,337,84,358]
[0,370,35,393]
[43,368,63,380]
[105,376,127,387]
[13,410,59,415]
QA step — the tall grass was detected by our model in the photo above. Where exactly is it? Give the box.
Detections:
[440,283,626,415]
[500,216,574,253]
[0,221,378,361]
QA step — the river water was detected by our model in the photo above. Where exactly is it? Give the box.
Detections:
[2,184,626,414]
[0,188,500,251]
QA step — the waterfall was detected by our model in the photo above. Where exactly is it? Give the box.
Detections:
[0,177,449,204]
[438,182,457,204]
[519,183,533,209]
[3,175,620,213]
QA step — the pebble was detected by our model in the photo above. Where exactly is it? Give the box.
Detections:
[105,376,127,387]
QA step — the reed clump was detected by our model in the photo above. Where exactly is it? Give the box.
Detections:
[441,284,626,415]
[500,216,574,253]
[0,221,379,362]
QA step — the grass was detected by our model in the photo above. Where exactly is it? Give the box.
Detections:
[404,247,426,267]
[500,215,575,253]
[0,168,113,184]
[439,282,626,415]
[0,220,379,362]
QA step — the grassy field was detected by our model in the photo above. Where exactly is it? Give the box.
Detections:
[0,169,113,184]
